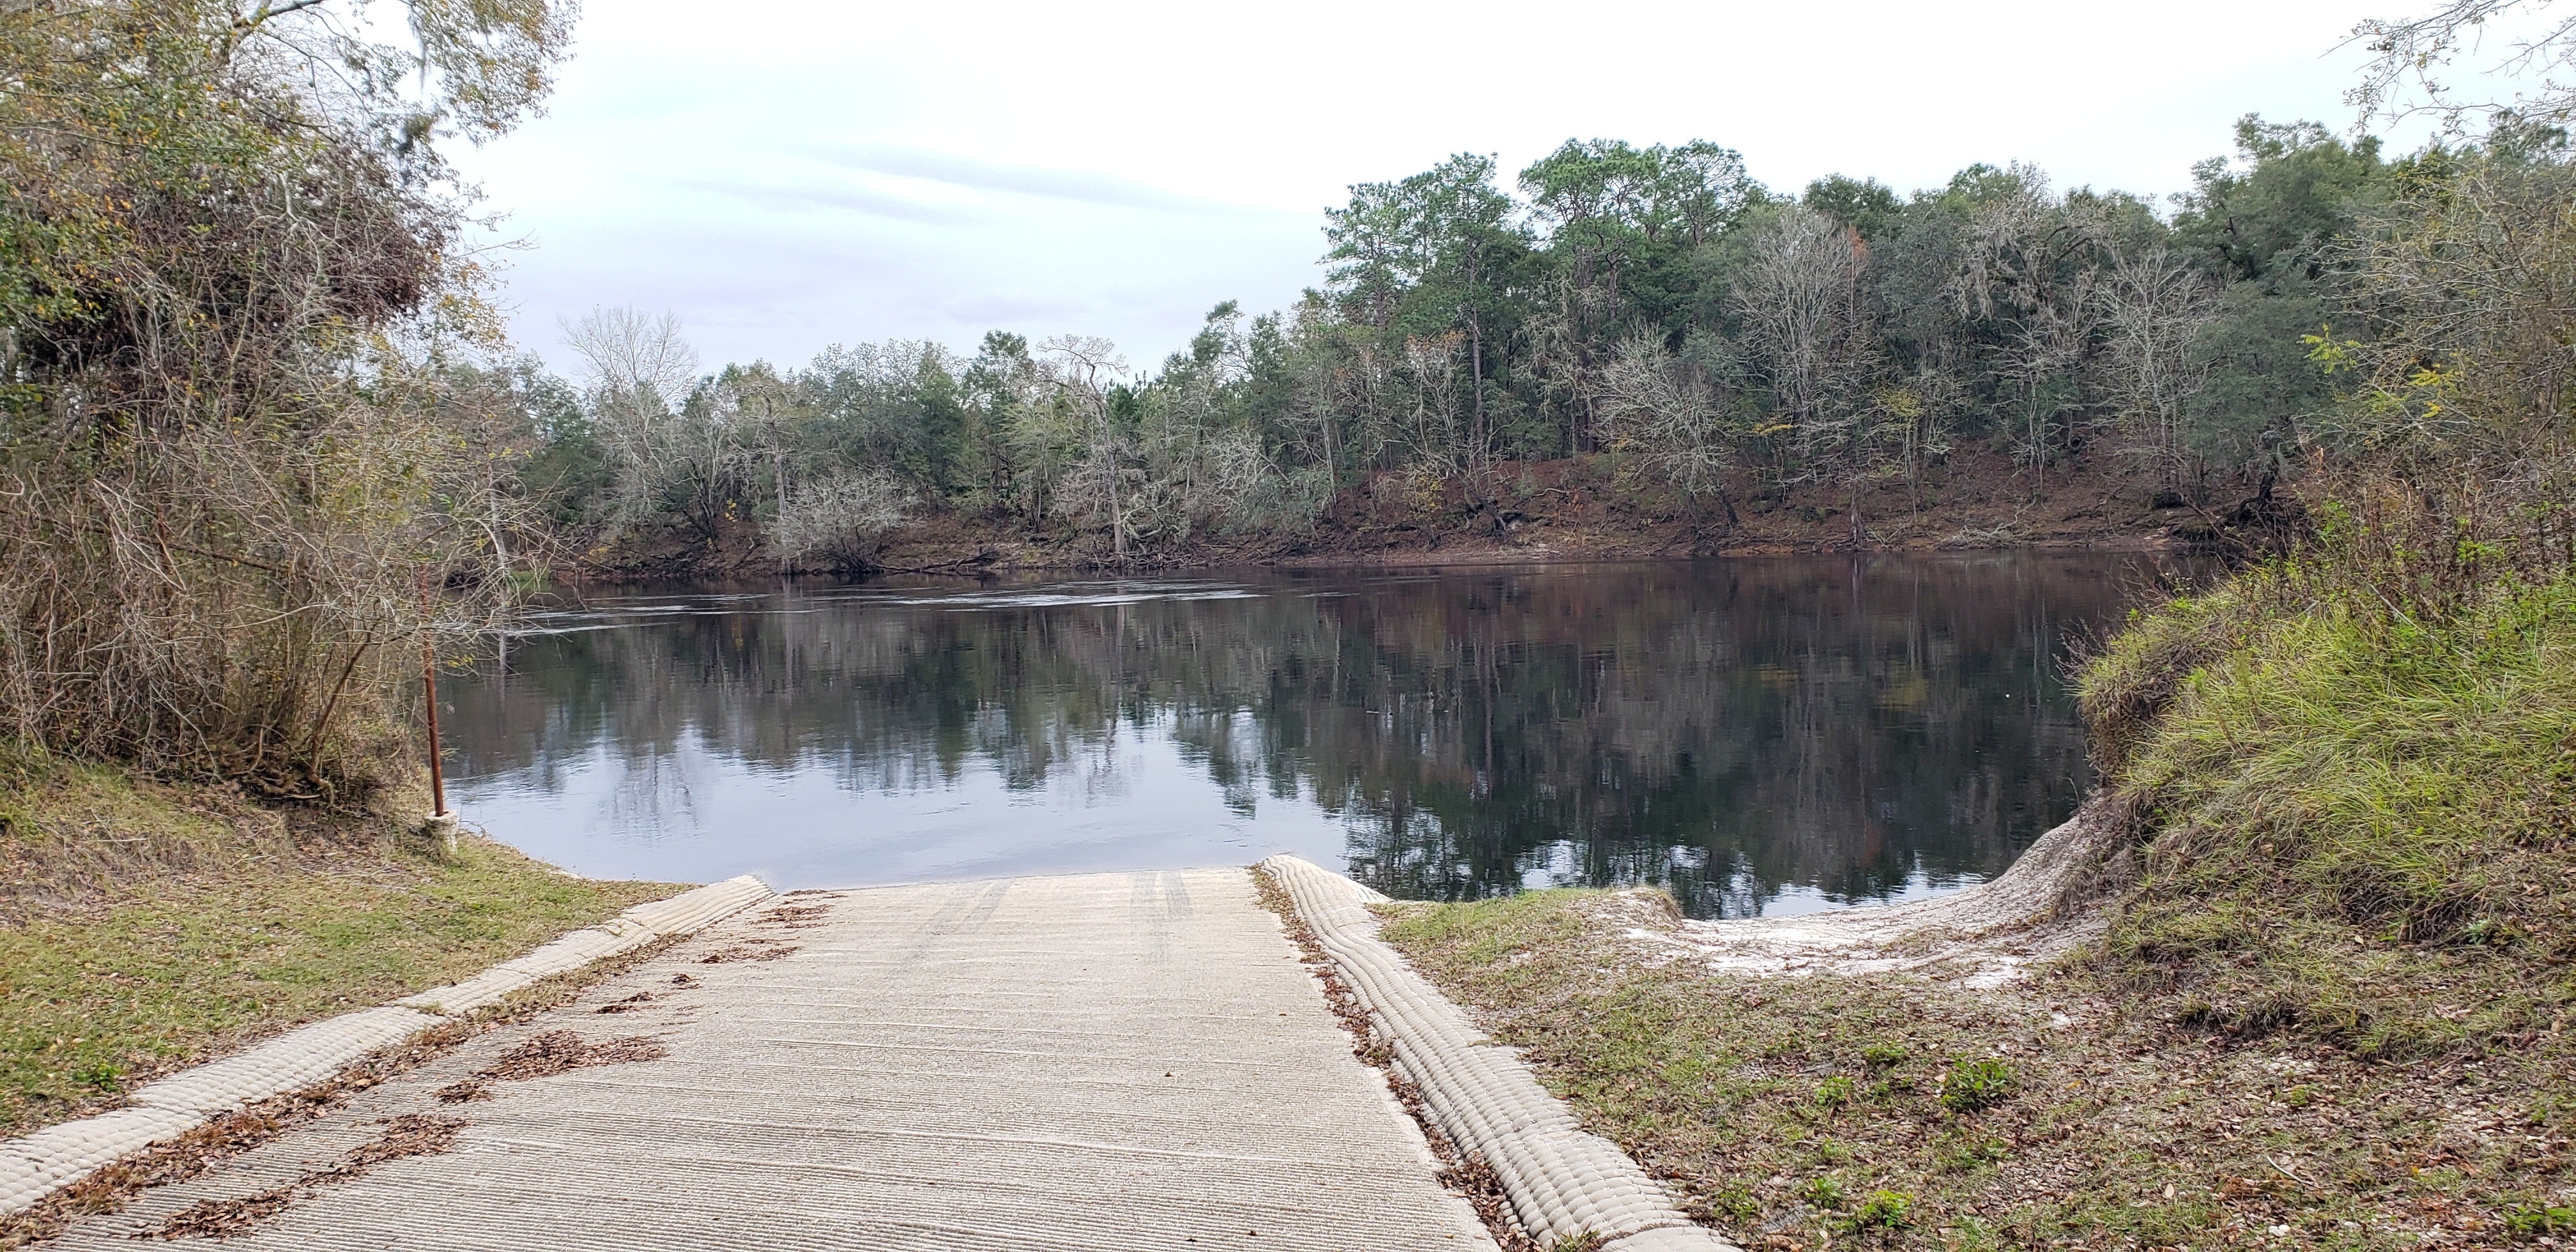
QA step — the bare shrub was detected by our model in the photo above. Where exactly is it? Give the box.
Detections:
[769,471,912,572]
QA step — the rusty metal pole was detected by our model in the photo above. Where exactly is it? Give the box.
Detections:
[422,635,446,816]
[420,572,447,818]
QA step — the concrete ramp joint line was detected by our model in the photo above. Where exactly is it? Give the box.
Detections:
[1259,855,1742,1252]
[0,874,776,1220]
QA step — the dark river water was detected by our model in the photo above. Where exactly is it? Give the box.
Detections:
[445,556,2182,917]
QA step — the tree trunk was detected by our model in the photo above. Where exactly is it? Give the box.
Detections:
[1103,417,1126,561]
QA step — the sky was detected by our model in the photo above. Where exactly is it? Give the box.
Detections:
[445,0,2480,378]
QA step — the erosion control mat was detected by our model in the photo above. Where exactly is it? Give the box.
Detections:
[1259,854,1736,1252]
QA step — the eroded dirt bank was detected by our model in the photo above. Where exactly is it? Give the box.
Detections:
[569,450,2235,583]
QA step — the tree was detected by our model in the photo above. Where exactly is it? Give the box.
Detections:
[1803,175,1905,241]
[2094,245,2221,492]
[562,306,703,530]
[1520,139,1763,454]
[1037,335,1132,559]
[963,330,1043,514]
[709,362,806,565]
[0,0,575,789]
[1944,166,2117,489]
[1326,154,1532,479]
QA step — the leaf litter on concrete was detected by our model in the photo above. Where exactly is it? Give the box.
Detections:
[140,1115,464,1241]
[0,936,691,1249]
[698,937,799,963]
[477,1030,667,1081]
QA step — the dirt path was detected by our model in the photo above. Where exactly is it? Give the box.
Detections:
[39,871,1493,1250]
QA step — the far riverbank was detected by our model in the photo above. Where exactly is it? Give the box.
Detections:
[567,448,2246,584]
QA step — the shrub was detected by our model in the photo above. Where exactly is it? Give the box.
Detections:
[769,470,912,572]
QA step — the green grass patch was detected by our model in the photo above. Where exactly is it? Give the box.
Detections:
[2080,569,2576,1058]
[0,761,675,1137]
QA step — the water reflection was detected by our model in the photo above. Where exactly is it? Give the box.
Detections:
[447,557,2180,916]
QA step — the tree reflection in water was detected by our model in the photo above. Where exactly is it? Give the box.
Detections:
[447,557,2186,917]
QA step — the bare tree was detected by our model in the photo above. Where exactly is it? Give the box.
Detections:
[2351,0,2576,128]
[564,306,698,400]
[2096,246,2221,494]
[1038,335,1132,560]
[770,471,910,572]
[1400,332,1468,479]
[562,306,707,530]
[1734,206,1873,444]
[1600,332,1745,520]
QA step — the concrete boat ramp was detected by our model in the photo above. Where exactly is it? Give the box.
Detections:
[14,862,1731,1251]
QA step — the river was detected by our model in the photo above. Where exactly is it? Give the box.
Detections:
[445,555,2183,917]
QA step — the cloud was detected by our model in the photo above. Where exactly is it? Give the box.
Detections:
[808,144,1284,218]
[459,0,2421,379]
[665,175,981,225]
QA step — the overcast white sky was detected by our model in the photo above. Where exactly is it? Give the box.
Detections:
[448,1,2467,376]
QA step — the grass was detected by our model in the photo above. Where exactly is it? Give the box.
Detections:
[1383,889,2573,1248]
[2082,569,2576,1058]
[0,753,677,1138]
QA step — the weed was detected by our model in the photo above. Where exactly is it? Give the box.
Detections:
[1940,1058,2016,1113]
[1944,1215,2000,1251]
[1698,1179,1759,1224]
[2507,1202,2576,1237]
[2463,917,2519,947]
[1841,1189,1914,1231]
[1814,1074,1856,1112]
[2082,569,2576,1060]
[1380,877,2573,1248]
[1861,1043,1910,1070]
[1936,1130,2009,1173]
